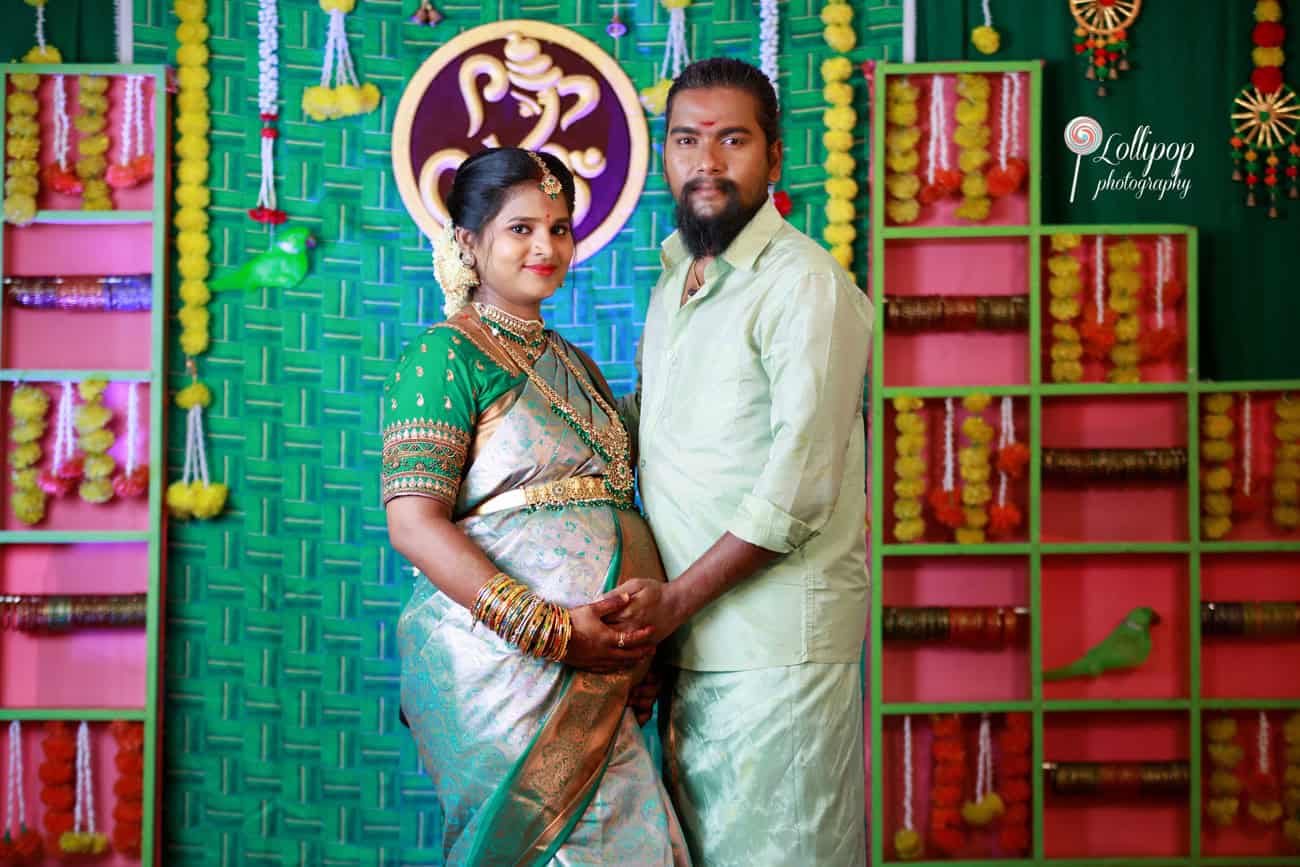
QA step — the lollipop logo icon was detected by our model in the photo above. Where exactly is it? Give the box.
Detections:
[1064,116,1103,203]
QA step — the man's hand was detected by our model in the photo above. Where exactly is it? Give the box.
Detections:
[563,593,656,673]
[604,578,687,644]
[628,666,660,726]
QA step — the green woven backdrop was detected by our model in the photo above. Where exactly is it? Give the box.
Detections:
[127,0,902,861]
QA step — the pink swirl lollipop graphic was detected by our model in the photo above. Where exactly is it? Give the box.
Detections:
[1064,116,1103,203]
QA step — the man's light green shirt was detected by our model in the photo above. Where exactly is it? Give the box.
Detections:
[631,199,873,671]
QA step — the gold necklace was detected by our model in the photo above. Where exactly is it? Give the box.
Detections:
[493,332,636,507]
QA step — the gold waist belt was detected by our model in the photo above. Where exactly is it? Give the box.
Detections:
[467,476,614,517]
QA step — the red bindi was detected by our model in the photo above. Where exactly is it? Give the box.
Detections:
[700,121,716,128]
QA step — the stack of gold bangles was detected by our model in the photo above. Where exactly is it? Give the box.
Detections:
[471,572,572,661]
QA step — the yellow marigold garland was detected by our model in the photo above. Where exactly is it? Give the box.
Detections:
[1202,393,1235,539]
[1106,239,1142,383]
[1048,233,1084,383]
[22,0,61,62]
[301,0,382,121]
[1274,394,1300,530]
[74,77,112,211]
[957,393,992,544]
[822,58,856,269]
[75,379,116,503]
[884,78,921,226]
[1283,712,1300,848]
[893,395,926,543]
[1206,716,1243,827]
[9,384,50,525]
[3,72,41,227]
[821,0,855,54]
[169,0,227,520]
[954,74,992,221]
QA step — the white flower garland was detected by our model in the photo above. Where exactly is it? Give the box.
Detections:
[53,75,71,172]
[926,74,949,184]
[661,6,691,82]
[759,0,779,101]
[254,0,282,221]
[117,75,147,167]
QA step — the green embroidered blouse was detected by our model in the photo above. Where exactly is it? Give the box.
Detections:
[380,318,525,507]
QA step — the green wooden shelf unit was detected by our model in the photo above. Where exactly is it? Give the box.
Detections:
[0,63,168,865]
[868,61,1300,865]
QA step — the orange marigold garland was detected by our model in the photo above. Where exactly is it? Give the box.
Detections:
[957,394,993,545]
[1202,393,1235,539]
[885,77,922,225]
[893,395,927,542]
[997,713,1031,854]
[39,721,76,845]
[1207,715,1245,827]
[930,714,967,856]
[4,720,44,864]
[1106,238,1142,383]
[1047,232,1084,383]
[954,73,992,221]
[110,721,143,856]
[1274,393,1300,530]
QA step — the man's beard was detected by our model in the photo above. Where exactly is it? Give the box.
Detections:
[673,178,765,259]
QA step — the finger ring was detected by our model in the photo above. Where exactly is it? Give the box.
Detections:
[617,633,626,648]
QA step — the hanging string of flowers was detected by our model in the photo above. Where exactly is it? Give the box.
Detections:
[76,379,116,504]
[1141,235,1184,362]
[40,382,83,497]
[930,714,966,856]
[988,72,1026,197]
[22,0,61,62]
[930,397,964,533]
[1274,393,1300,530]
[2,721,43,864]
[39,722,76,846]
[821,0,855,53]
[1247,710,1283,824]
[998,713,1032,854]
[990,396,1025,537]
[112,382,149,498]
[758,0,779,99]
[58,721,108,854]
[110,721,144,856]
[919,75,959,206]
[107,75,153,190]
[894,715,923,860]
[1206,716,1244,826]
[167,380,228,519]
[958,393,993,545]
[41,75,82,197]
[954,73,992,221]
[640,0,692,115]
[884,77,920,226]
[250,0,285,224]
[173,0,228,520]
[961,713,1004,826]
[1234,392,1264,518]
[1048,232,1084,383]
[302,0,382,121]
[8,384,50,526]
[75,76,112,211]
[822,67,857,268]
[1283,712,1300,848]
[3,73,41,227]
[1106,238,1142,383]
[1229,0,1299,217]
[1202,393,1236,540]
[1080,235,1115,364]
[971,0,1000,54]
[893,395,926,543]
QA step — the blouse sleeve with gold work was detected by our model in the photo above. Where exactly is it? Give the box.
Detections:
[381,327,476,506]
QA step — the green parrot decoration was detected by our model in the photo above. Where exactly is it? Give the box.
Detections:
[1043,606,1161,681]
[210,226,316,292]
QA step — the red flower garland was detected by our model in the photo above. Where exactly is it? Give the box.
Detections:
[931,714,968,855]
[38,722,76,844]
[111,720,144,855]
[997,713,1031,855]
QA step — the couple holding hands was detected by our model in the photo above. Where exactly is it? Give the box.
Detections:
[382,57,873,866]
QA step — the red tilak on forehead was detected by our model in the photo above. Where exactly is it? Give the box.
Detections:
[699,120,716,127]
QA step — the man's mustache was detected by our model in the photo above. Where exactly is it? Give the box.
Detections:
[681,177,739,199]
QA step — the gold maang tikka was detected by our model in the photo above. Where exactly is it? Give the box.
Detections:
[528,151,563,200]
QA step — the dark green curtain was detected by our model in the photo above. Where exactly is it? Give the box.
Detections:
[920,1,1300,380]
[1,0,118,63]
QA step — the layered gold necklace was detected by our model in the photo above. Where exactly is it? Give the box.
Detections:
[475,302,636,508]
